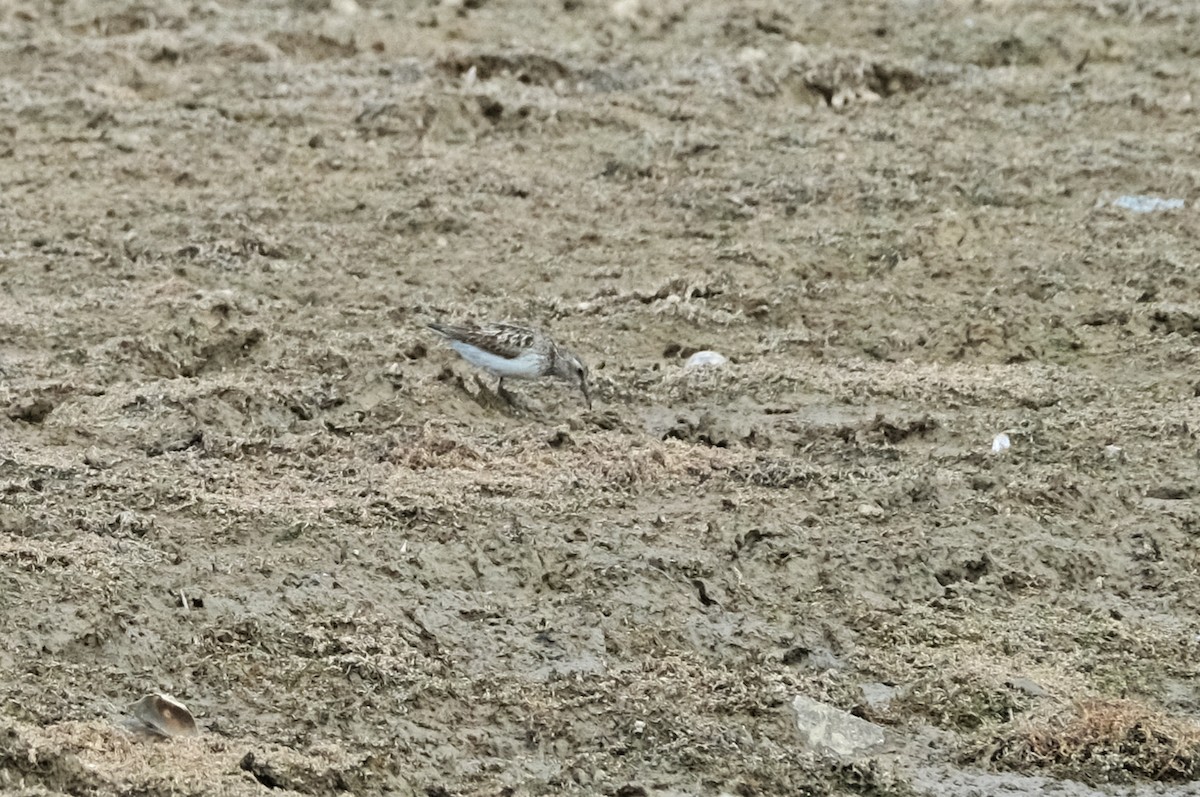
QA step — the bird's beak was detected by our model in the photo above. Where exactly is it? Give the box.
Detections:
[581,382,592,410]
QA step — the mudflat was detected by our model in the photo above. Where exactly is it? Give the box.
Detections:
[2,1,1199,794]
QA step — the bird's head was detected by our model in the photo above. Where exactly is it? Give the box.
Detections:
[552,347,591,409]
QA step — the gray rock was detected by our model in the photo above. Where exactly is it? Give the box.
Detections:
[1006,676,1048,698]
[859,682,897,713]
[790,695,886,758]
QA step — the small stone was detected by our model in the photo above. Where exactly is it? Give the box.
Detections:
[859,682,897,713]
[790,695,886,758]
[127,694,198,737]
[83,446,111,469]
[684,350,728,370]
[857,502,885,519]
[1006,676,1048,698]
[991,432,1011,455]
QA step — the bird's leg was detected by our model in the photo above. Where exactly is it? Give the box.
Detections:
[495,377,537,414]
[495,376,518,406]
[470,373,518,410]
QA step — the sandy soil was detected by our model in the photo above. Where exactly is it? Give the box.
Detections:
[3,0,1200,794]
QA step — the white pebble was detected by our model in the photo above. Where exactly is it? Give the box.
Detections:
[857,502,885,519]
[991,432,1011,455]
[685,350,728,370]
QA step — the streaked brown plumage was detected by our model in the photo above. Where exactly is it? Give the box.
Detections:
[427,321,591,408]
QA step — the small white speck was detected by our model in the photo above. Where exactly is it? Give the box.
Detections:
[991,433,1011,455]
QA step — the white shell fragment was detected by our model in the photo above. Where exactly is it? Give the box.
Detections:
[685,350,728,370]
[128,694,198,738]
[1112,195,1184,213]
[991,433,1011,455]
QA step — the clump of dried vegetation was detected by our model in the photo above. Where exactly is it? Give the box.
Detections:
[895,671,1031,731]
[972,698,1200,784]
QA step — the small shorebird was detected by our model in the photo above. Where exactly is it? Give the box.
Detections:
[427,321,591,409]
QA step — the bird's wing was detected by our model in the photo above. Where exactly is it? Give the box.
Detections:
[428,322,536,360]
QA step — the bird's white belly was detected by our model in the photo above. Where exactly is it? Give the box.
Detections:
[450,341,544,378]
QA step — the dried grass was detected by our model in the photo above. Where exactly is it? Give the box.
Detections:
[975,698,1200,784]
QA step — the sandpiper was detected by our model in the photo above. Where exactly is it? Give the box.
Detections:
[427,321,591,409]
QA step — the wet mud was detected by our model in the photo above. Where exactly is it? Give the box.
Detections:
[2,1,1200,794]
